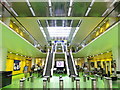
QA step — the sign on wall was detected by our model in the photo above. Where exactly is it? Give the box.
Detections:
[13,60,21,71]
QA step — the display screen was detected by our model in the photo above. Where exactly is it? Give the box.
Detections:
[56,61,64,67]
[14,60,21,71]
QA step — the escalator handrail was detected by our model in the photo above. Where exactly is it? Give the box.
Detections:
[43,49,50,76]
[51,52,55,76]
[70,49,78,76]
[65,51,70,76]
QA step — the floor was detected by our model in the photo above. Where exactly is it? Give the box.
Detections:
[2,73,120,89]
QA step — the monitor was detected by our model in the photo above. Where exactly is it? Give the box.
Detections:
[56,61,64,67]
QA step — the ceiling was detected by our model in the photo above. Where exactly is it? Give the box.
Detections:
[1,0,120,47]
[1,21,47,57]
[73,21,119,57]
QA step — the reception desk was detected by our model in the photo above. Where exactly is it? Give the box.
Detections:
[0,71,12,88]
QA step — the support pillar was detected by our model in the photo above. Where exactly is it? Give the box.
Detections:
[0,48,7,71]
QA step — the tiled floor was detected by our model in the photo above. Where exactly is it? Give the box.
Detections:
[2,73,120,89]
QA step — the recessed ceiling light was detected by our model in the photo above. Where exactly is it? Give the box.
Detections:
[10,8,18,16]
[102,8,109,16]
[48,0,52,6]
[26,0,31,7]
[85,7,91,16]
[68,7,72,16]
[90,0,95,7]
[70,0,73,6]
[110,0,117,7]
[29,7,35,16]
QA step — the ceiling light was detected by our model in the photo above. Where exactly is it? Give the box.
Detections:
[102,8,109,16]
[47,27,71,37]
[29,7,35,16]
[70,0,73,6]
[46,20,49,27]
[68,7,72,16]
[90,0,95,7]
[49,7,52,16]
[77,20,82,27]
[48,0,52,6]
[118,14,120,17]
[70,20,73,27]
[10,52,12,53]
[10,8,18,16]
[2,0,10,6]
[85,7,91,16]
[16,54,18,55]
[110,0,117,7]
[25,0,31,7]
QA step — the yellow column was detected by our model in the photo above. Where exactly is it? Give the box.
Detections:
[109,61,112,75]
[101,61,104,68]
[105,61,108,74]
[94,61,97,68]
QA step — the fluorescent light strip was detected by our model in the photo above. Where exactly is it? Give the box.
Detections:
[85,7,91,16]
[70,20,73,27]
[3,0,10,6]
[77,20,82,27]
[62,20,65,27]
[46,20,49,27]
[68,7,72,16]
[110,0,117,7]
[70,0,73,6]
[10,8,18,16]
[37,20,42,27]
[49,7,52,16]
[26,0,31,7]
[29,7,35,16]
[90,0,95,7]
[102,8,109,16]
[48,0,52,6]
[118,14,120,17]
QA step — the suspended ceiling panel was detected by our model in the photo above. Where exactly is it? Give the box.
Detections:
[1,21,46,57]
[71,17,104,45]
[73,22,119,57]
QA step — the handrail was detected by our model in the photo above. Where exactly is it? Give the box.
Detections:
[51,52,55,76]
[43,49,50,76]
[64,45,70,76]
[70,49,78,76]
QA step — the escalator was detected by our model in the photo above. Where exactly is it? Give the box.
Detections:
[67,52,77,76]
[44,51,53,76]
[43,45,56,76]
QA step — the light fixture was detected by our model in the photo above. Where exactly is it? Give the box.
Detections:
[70,20,73,27]
[102,8,109,16]
[10,8,18,16]
[68,7,72,16]
[110,0,117,7]
[2,0,10,6]
[90,0,95,7]
[16,54,18,55]
[48,0,52,6]
[49,7,52,16]
[37,20,46,38]
[47,27,71,37]
[0,15,1,17]
[29,7,35,16]
[77,20,82,27]
[70,0,73,7]
[25,0,31,7]
[10,52,12,53]
[118,14,120,17]
[46,20,49,27]
[85,7,91,16]
[72,20,82,38]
